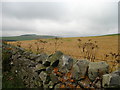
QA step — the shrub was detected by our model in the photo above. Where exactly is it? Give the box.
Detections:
[77,39,99,62]
[35,39,47,54]
[54,37,63,52]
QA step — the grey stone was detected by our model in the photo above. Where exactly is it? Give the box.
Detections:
[39,71,47,83]
[77,60,90,78]
[95,81,101,88]
[29,71,42,88]
[18,47,25,54]
[29,53,38,60]
[72,63,80,80]
[78,81,88,88]
[112,70,120,76]
[43,84,49,88]
[59,66,69,74]
[48,51,63,67]
[59,55,73,70]
[48,81,54,88]
[109,74,120,86]
[35,53,48,63]
[12,54,21,60]
[46,66,54,74]
[102,70,120,88]
[35,64,46,71]
[72,60,89,80]
[34,80,43,87]
[23,51,32,58]
[18,68,39,88]
[54,83,61,89]
[88,61,109,81]
[50,73,59,84]
[44,81,54,90]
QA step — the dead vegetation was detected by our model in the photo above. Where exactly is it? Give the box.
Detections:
[77,39,98,62]
[16,41,21,47]
[34,39,47,54]
[8,35,119,72]
[54,37,63,52]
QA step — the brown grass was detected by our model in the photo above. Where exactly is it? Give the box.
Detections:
[8,35,119,71]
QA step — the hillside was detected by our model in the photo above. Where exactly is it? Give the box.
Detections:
[9,34,119,61]
[100,33,120,36]
[1,34,57,41]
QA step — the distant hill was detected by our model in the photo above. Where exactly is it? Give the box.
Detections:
[81,33,120,38]
[20,34,37,36]
[1,34,57,41]
[1,33,119,41]
[101,33,120,36]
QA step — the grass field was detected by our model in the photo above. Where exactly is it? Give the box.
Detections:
[8,35,119,72]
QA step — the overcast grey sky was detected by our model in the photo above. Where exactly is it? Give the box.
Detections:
[1,0,119,37]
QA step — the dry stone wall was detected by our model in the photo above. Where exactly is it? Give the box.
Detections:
[2,43,120,89]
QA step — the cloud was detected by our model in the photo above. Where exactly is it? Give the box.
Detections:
[0,2,2,37]
[2,2,68,21]
[2,0,118,37]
